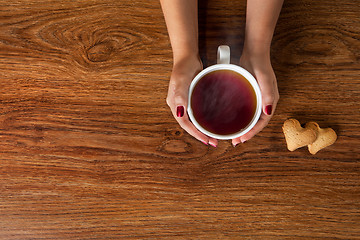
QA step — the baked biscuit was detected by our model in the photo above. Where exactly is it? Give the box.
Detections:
[282,118,317,151]
[305,122,337,155]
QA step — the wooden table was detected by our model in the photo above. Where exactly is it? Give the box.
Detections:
[1,0,359,239]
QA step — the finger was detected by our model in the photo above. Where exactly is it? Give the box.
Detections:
[208,137,218,148]
[169,89,211,145]
[232,137,241,147]
[170,102,210,144]
[232,115,270,146]
[177,105,217,147]
[256,71,278,117]
[176,111,210,145]
[240,113,271,143]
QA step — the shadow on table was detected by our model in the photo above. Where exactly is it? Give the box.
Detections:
[198,0,246,67]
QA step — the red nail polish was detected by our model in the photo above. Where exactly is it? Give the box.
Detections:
[177,106,184,117]
[265,105,272,115]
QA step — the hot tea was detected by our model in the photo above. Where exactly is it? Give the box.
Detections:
[190,70,257,136]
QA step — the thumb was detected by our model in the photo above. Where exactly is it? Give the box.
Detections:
[256,73,277,116]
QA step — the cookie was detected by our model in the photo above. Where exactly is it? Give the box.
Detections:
[305,122,337,155]
[282,118,318,151]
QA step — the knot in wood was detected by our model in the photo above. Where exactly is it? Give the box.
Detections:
[87,40,115,62]
[159,139,191,154]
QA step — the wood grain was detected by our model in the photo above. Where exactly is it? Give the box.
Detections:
[0,0,359,239]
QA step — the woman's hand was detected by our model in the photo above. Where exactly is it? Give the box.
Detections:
[232,48,279,146]
[160,0,217,146]
[160,0,283,147]
[166,55,218,147]
[230,0,283,146]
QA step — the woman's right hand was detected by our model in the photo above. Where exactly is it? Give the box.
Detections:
[166,55,218,147]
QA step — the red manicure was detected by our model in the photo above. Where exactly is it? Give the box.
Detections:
[176,106,184,117]
[265,105,272,115]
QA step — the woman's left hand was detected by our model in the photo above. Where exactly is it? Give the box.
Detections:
[232,49,279,146]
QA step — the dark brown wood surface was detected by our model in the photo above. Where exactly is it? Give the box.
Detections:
[1,0,359,239]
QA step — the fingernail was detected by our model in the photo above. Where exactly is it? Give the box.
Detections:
[265,105,272,115]
[233,143,238,147]
[241,139,247,143]
[201,140,208,145]
[209,142,217,148]
[176,106,184,117]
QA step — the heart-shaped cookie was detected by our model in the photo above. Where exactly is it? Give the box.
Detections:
[305,122,337,155]
[282,119,317,151]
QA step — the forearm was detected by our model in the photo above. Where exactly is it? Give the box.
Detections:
[159,0,199,63]
[244,0,284,57]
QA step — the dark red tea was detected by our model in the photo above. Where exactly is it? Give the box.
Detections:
[190,70,257,135]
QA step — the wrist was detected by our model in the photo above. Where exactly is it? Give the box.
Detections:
[243,38,271,60]
[171,53,202,80]
[240,41,273,75]
[172,46,200,65]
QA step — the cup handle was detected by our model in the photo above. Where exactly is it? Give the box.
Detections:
[217,45,230,64]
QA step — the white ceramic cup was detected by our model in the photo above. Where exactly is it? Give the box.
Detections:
[187,45,262,140]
